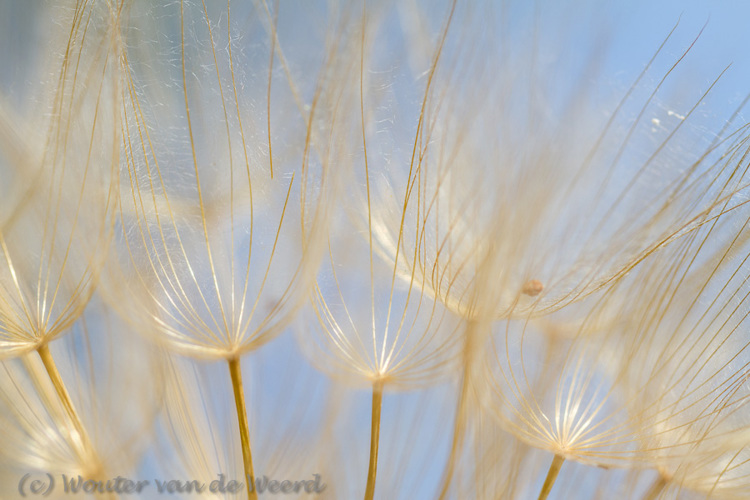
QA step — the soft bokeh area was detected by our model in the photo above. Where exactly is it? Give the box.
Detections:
[2,1,750,499]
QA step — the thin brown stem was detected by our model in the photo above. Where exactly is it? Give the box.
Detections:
[437,320,478,500]
[538,454,565,500]
[436,366,469,500]
[37,343,93,457]
[364,381,384,500]
[228,357,258,500]
[37,343,117,498]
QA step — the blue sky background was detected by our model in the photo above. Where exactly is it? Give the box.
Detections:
[3,1,750,499]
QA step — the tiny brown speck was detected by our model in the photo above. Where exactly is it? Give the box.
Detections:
[521,279,544,297]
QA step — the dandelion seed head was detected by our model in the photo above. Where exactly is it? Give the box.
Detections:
[5,1,750,499]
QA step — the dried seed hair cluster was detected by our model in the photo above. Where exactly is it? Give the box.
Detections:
[2,1,750,499]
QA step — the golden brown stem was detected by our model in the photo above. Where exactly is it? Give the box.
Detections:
[538,454,565,500]
[437,320,478,500]
[228,357,258,500]
[37,343,93,456]
[37,343,116,498]
[436,370,469,500]
[364,382,384,500]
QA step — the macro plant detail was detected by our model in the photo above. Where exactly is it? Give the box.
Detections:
[3,1,750,500]
[103,0,339,497]
[0,0,124,486]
